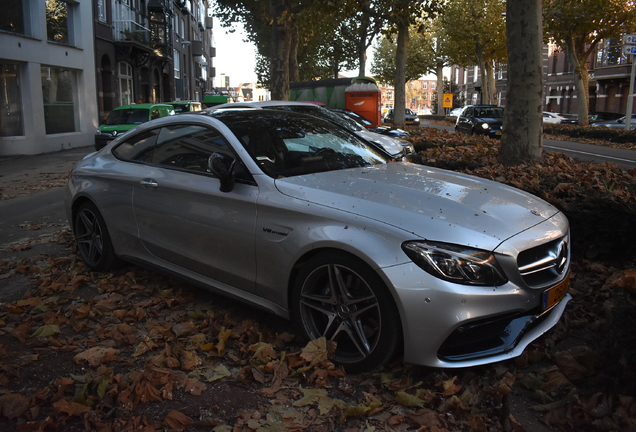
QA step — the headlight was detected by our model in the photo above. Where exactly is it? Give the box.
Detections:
[402,241,508,286]
[481,123,489,130]
[96,129,101,135]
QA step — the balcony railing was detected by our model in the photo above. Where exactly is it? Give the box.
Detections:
[148,0,171,11]
[113,20,151,44]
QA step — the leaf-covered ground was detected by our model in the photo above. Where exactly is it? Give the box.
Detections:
[0,129,635,431]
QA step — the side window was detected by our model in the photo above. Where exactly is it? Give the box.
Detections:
[152,124,252,181]
[112,129,159,162]
[151,109,160,119]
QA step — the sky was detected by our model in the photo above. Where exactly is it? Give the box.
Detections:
[211,18,372,87]
[212,19,259,86]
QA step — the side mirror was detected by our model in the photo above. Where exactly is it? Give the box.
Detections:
[208,152,236,193]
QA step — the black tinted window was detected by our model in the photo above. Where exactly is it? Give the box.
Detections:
[112,129,159,162]
[106,109,149,125]
[152,124,251,181]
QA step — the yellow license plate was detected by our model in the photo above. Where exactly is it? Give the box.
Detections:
[542,273,570,310]
[496,131,502,135]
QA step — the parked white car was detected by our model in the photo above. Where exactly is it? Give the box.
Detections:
[66,108,571,372]
[543,112,567,123]
[208,101,414,158]
[449,108,463,117]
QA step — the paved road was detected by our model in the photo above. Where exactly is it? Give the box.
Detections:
[0,146,92,247]
[419,120,636,170]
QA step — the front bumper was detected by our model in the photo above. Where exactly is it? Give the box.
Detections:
[382,261,570,369]
[485,129,502,138]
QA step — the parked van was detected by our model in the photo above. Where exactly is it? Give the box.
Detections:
[95,103,175,150]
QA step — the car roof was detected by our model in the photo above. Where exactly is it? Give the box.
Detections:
[210,100,317,110]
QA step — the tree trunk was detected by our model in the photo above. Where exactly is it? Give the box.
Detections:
[475,43,485,104]
[436,61,444,115]
[289,21,299,83]
[393,22,409,128]
[567,39,590,126]
[270,0,292,100]
[498,0,543,166]
[357,9,369,77]
[357,47,367,77]
[485,60,497,105]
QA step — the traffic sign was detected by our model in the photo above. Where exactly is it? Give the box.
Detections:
[624,34,636,45]
[623,45,636,56]
[442,93,453,108]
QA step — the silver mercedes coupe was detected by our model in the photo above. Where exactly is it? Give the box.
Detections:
[65,108,571,372]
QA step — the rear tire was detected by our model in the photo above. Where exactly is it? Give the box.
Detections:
[74,202,119,271]
[292,252,402,373]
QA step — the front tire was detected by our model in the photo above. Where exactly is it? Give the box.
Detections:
[292,252,402,373]
[74,202,119,271]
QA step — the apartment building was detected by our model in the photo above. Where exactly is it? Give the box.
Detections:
[379,78,438,115]
[94,0,216,121]
[1,0,98,155]
[452,40,634,117]
[0,0,218,156]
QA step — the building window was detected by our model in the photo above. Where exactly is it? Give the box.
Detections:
[1,0,28,35]
[174,49,180,78]
[422,82,427,89]
[497,64,504,80]
[97,0,106,22]
[41,66,78,134]
[473,66,479,82]
[118,62,133,106]
[597,38,627,67]
[0,63,24,137]
[46,0,73,45]
[431,82,436,90]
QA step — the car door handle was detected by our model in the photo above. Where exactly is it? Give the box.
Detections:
[140,178,158,188]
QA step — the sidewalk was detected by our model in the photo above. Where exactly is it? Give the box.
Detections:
[0,146,93,200]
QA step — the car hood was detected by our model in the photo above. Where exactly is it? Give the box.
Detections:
[274,163,559,251]
[475,117,503,126]
[99,124,140,133]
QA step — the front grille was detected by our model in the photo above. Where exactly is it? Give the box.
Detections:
[517,235,570,287]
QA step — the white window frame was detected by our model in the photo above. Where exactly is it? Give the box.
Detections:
[118,62,133,106]
[97,0,106,22]
[46,0,75,46]
[174,49,180,79]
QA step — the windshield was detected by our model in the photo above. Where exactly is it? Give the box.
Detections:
[105,109,149,125]
[170,103,201,113]
[269,105,365,132]
[215,110,389,178]
[475,107,504,118]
